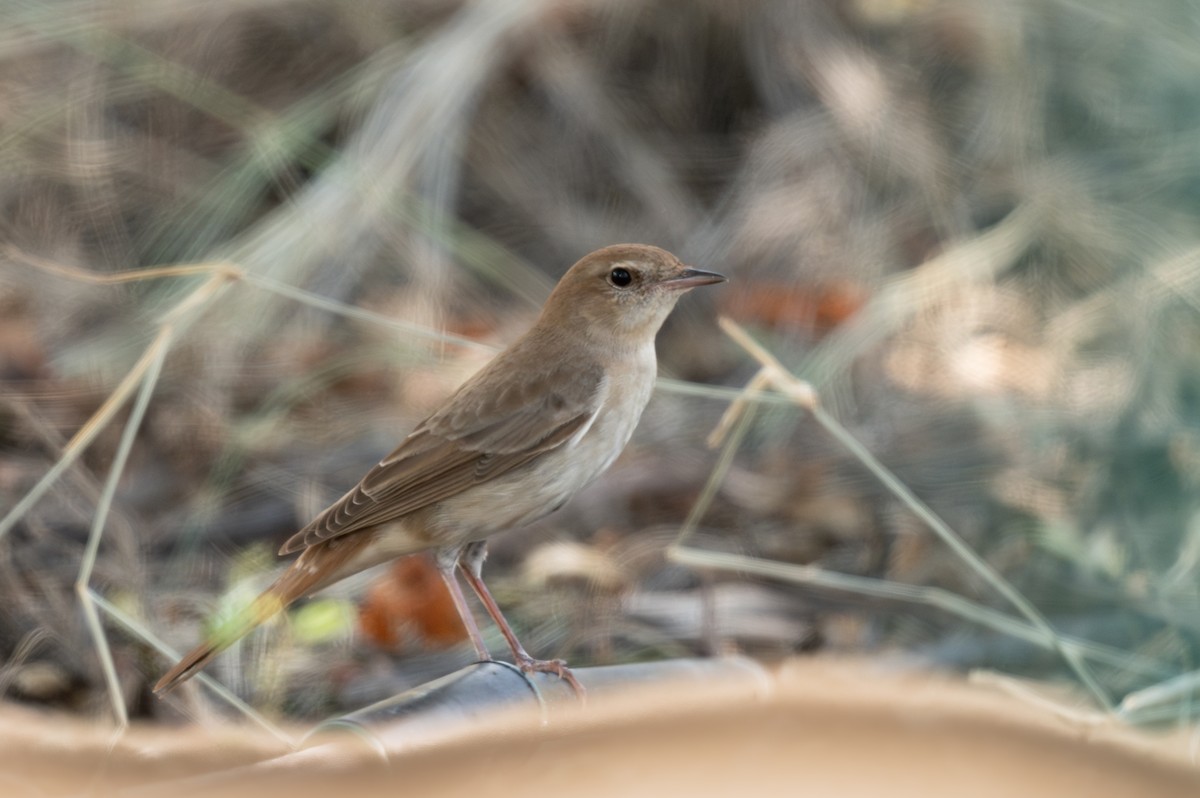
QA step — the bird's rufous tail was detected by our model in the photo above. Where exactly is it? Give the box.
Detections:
[153,590,287,695]
[154,534,374,696]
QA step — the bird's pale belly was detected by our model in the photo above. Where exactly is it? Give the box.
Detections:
[433,381,651,540]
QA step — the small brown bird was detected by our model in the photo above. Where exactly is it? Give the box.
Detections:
[154,244,724,696]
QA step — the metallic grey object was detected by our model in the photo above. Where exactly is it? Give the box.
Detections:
[306,657,770,755]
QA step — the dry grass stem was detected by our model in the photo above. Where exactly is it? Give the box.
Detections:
[674,318,1115,710]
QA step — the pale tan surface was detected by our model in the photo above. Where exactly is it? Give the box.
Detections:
[2,658,1196,797]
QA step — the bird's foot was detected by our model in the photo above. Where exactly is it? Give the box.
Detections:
[514,653,587,700]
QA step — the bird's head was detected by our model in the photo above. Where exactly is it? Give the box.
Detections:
[541,244,725,345]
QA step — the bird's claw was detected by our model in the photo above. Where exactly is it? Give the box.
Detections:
[515,654,587,700]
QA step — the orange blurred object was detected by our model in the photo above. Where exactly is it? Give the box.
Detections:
[358,555,467,651]
[721,280,865,336]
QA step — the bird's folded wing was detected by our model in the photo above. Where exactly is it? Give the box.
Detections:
[279,360,605,553]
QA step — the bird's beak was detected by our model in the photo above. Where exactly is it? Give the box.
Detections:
[662,268,727,290]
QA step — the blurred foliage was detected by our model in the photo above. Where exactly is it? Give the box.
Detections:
[0,0,1198,722]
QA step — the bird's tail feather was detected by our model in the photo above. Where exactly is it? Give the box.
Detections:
[154,534,374,696]
[153,589,289,695]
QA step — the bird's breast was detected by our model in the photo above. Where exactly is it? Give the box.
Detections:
[434,345,657,538]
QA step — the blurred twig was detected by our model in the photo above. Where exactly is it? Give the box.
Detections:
[0,252,240,727]
[671,317,1117,711]
[89,590,295,747]
[669,547,1166,679]
[800,204,1038,409]
[0,273,229,546]
[74,328,164,731]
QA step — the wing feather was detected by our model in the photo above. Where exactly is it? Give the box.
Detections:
[280,358,604,554]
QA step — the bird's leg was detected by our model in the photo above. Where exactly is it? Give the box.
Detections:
[434,546,491,662]
[458,540,585,696]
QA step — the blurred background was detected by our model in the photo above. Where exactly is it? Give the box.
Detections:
[1,0,1199,726]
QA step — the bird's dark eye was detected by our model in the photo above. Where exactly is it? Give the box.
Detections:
[609,267,633,287]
